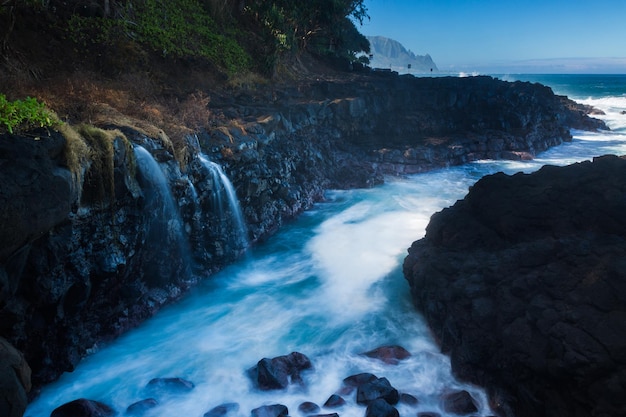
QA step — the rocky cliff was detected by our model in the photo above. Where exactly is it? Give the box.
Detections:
[0,73,605,415]
[403,155,626,417]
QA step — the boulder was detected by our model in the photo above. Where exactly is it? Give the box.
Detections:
[362,345,411,364]
[323,394,346,408]
[404,155,626,417]
[251,404,288,417]
[356,377,399,405]
[441,390,478,415]
[203,402,239,417]
[0,337,31,417]
[297,401,320,414]
[126,398,158,415]
[248,352,312,390]
[365,398,399,417]
[50,398,115,417]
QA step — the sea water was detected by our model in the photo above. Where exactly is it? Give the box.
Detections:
[26,75,626,417]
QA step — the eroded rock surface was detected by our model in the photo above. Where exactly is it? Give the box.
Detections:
[404,154,626,417]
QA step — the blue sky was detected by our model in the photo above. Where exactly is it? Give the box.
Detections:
[359,0,626,73]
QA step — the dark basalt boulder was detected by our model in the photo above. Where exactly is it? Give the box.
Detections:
[297,401,320,414]
[356,377,399,405]
[50,398,115,417]
[126,398,158,415]
[441,390,478,415]
[251,404,288,417]
[403,155,626,417]
[362,345,411,364]
[365,398,399,417]
[203,402,240,417]
[323,394,346,408]
[248,352,313,390]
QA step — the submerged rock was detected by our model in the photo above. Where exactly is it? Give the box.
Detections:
[203,402,240,417]
[365,398,399,417]
[146,377,195,394]
[404,155,626,417]
[126,398,158,415]
[356,377,399,405]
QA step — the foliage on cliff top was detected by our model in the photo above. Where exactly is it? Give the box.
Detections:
[0,94,57,134]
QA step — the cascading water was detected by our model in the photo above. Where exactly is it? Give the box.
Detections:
[199,154,249,250]
[25,77,626,417]
[134,145,192,285]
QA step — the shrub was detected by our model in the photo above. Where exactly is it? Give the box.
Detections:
[0,94,57,134]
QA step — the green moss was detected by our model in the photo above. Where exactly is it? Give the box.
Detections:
[77,125,129,205]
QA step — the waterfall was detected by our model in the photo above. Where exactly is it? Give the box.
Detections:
[199,154,249,250]
[134,146,192,285]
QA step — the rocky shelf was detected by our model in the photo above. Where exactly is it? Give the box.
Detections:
[404,154,626,417]
[0,73,606,416]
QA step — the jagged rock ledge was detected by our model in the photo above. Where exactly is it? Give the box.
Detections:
[403,155,626,417]
[0,74,605,414]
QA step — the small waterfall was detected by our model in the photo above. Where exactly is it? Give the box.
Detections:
[134,146,192,285]
[199,154,249,250]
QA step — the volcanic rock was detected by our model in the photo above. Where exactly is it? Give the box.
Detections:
[248,352,312,390]
[362,345,411,364]
[356,377,399,405]
[50,398,115,417]
[403,154,626,417]
[365,398,399,417]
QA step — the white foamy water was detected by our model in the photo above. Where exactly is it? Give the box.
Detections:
[26,83,626,417]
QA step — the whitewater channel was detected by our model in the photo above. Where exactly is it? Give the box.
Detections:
[27,99,626,417]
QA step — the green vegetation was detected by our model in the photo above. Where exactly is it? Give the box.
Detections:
[1,0,370,77]
[66,0,251,75]
[0,94,56,134]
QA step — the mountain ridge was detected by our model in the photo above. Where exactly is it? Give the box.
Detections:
[367,35,438,73]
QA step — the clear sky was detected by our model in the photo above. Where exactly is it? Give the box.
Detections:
[359,0,626,73]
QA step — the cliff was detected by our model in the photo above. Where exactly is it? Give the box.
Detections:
[0,73,605,416]
[367,36,438,73]
[403,155,626,417]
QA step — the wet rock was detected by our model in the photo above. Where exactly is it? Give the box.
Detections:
[251,404,288,417]
[204,402,240,417]
[50,398,115,417]
[297,401,320,414]
[343,372,378,387]
[441,390,478,415]
[0,337,31,417]
[365,398,399,417]
[146,377,195,393]
[417,413,441,417]
[248,352,312,390]
[404,155,626,417]
[310,414,339,417]
[363,345,411,364]
[356,377,399,405]
[126,398,158,415]
[399,393,419,406]
[323,394,346,408]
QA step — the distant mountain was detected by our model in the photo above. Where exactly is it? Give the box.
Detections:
[367,36,438,73]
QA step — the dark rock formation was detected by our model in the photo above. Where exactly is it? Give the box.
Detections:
[298,401,321,414]
[251,404,288,417]
[203,402,239,417]
[441,390,478,415]
[50,398,115,417]
[362,345,411,364]
[0,337,31,417]
[323,394,346,408]
[248,352,313,390]
[126,398,158,416]
[356,377,399,405]
[365,398,399,417]
[403,155,626,417]
[0,73,605,396]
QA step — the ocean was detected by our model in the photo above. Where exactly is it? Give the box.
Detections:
[25,74,626,417]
